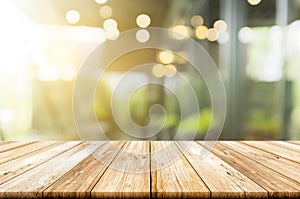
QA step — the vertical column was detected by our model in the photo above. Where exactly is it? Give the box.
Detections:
[276,0,290,139]
[219,0,246,139]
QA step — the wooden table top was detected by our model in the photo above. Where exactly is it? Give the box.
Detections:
[0,141,299,198]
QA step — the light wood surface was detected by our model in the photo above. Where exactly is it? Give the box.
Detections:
[270,141,300,153]
[0,141,35,153]
[176,141,267,198]
[0,142,80,185]
[0,141,299,198]
[151,141,210,199]
[220,141,300,183]
[199,141,300,198]
[44,141,124,198]
[0,141,56,164]
[241,141,300,164]
[92,141,150,198]
[289,141,300,145]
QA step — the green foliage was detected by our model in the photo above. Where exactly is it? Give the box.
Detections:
[151,113,179,129]
[129,87,150,126]
[95,79,113,121]
[179,108,212,134]
[246,110,280,133]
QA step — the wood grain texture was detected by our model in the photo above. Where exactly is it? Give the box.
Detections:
[176,141,267,198]
[270,141,300,153]
[0,142,14,146]
[288,141,300,145]
[199,141,300,198]
[0,141,36,153]
[242,141,300,164]
[0,142,80,185]
[0,141,57,165]
[220,141,300,183]
[0,142,15,147]
[0,141,98,198]
[92,141,150,199]
[151,141,210,199]
[44,141,124,198]
[0,141,299,198]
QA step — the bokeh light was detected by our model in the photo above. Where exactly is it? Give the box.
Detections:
[152,64,165,78]
[136,29,150,43]
[105,28,120,40]
[195,26,208,39]
[207,28,219,41]
[99,6,113,19]
[172,25,190,40]
[247,0,262,5]
[65,10,80,24]
[158,51,174,64]
[164,64,177,77]
[238,27,254,43]
[213,20,227,33]
[191,15,204,28]
[136,14,151,28]
[217,32,230,44]
[103,19,118,31]
[95,0,108,4]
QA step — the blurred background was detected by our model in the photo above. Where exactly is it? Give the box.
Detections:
[1,0,300,140]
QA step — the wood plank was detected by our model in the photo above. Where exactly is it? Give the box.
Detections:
[220,141,300,184]
[151,141,210,199]
[242,141,300,164]
[271,141,300,152]
[0,142,100,198]
[176,141,267,198]
[0,142,81,185]
[0,142,15,146]
[0,141,299,198]
[272,141,300,153]
[44,141,125,198]
[92,141,150,199]
[0,141,36,153]
[288,141,300,145]
[198,141,300,198]
[0,141,58,165]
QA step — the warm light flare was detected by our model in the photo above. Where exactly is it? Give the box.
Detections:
[99,6,113,19]
[164,64,177,77]
[136,29,150,43]
[172,25,190,40]
[136,14,151,28]
[106,28,120,40]
[152,64,165,78]
[247,0,262,5]
[37,66,60,81]
[191,15,204,28]
[103,19,118,31]
[213,20,227,33]
[238,27,254,43]
[207,28,219,41]
[65,10,80,24]
[158,51,174,64]
[95,0,108,4]
[217,32,230,44]
[195,26,208,40]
